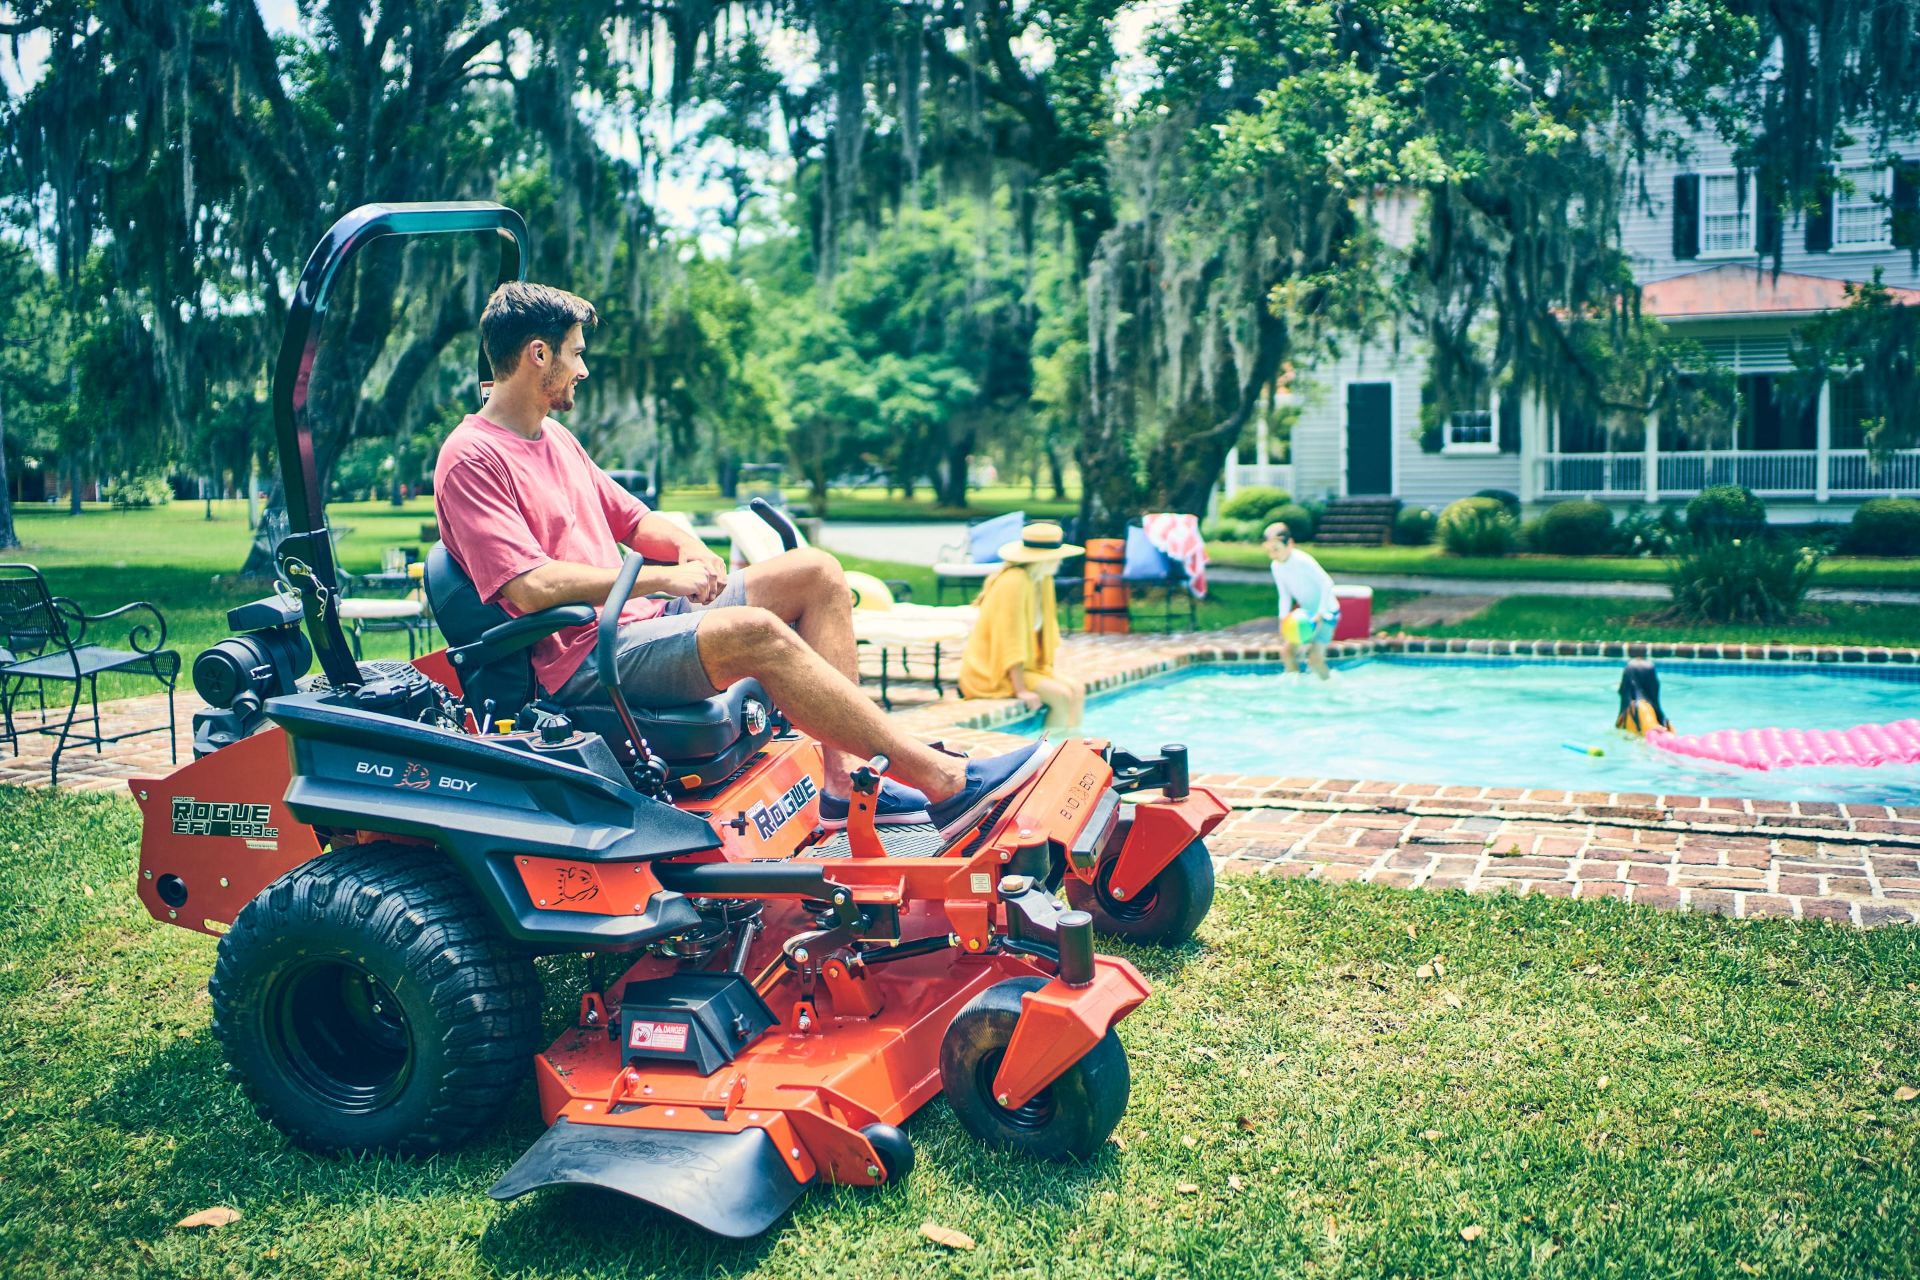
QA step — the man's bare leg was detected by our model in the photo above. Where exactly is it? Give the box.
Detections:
[734,548,866,792]
[695,606,966,801]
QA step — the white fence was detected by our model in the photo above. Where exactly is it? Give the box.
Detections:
[1540,449,1920,500]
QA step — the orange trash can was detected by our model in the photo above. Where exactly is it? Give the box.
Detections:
[1082,537,1130,634]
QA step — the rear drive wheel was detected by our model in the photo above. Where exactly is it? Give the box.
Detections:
[1068,838,1214,946]
[210,842,542,1155]
[938,977,1128,1160]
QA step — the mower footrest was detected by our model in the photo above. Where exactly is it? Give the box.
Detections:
[488,1116,808,1238]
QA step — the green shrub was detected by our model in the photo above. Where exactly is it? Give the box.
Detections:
[1685,484,1766,541]
[1201,517,1262,543]
[1845,498,1920,556]
[1474,489,1522,517]
[1613,505,1684,557]
[105,469,173,510]
[1665,534,1821,623]
[1266,502,1316,543]
[1392,506,1437,546]
[1530,499,1614,555]
[1219,486,1292,523]
[1437,496,1517,556]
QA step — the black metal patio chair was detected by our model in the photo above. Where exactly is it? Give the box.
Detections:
[0,564,180,783]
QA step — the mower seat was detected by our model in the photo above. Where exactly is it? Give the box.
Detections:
[424,543,773,784]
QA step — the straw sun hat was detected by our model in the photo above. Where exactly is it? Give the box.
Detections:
[998,521,1083,564]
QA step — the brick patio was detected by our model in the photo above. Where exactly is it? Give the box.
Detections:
[6,628,1918,926]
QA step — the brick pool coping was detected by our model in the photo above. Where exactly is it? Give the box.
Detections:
[891,631,1920,926]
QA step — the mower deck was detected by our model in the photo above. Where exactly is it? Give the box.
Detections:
[493,900,1150,1236]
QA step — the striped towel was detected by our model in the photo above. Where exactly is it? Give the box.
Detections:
[1142,512,1208,598]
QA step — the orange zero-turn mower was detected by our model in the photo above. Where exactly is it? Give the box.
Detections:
[129,203,1227,1238]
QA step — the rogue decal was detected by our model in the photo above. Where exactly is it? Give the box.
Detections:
[746,774,818,841]
[171,798,278,842]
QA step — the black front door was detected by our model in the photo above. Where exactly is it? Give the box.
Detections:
[1346,382,1393,495]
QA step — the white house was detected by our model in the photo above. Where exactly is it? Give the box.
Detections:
[1226,128,1920,524]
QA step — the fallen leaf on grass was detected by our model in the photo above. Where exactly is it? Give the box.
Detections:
[175,1207,241,1230]
[1460,1224,1484,1243]
[920,1223,975,1251]
[1596,1074,1611,1091]
[1533,1240,1562,1264]
[1406,924,1418,940]
[1422,1129,1442,1141]
[82,884,93,897]
[1176,1181,1201,1195]
[1228,1175,1246,1192]
[1432,954,1447,978]
[1416,964,1434,980]
[1236,1116,1259,1132]
[1180,1134,1198,1149]
[1108,1134,1127,1151]
[1894,1085,1919,1103]
[1442,992,1464,1010]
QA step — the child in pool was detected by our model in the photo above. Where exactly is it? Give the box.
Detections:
[1615,658,1673,734]
[1266,521,1338,680]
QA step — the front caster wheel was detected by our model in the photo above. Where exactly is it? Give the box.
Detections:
[1068,838,1214,946]
[861,1122,914,1183]
[938,977,1128,1160]
[210,842,543,1156]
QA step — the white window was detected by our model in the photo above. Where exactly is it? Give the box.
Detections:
[1832,161,1892,250]
[1699,171,1752,256]
[1444,406,1498,454]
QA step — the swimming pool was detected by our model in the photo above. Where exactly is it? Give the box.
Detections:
[1017,657,1920,805]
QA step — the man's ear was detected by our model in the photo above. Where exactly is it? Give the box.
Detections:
[527,338,548,367]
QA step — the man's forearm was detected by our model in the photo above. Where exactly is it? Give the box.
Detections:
[631,511,717,565]
[500,559,680,612]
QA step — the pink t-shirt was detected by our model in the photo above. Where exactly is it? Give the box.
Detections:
[433,413,661,692]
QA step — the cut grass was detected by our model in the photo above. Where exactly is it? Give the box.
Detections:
[1410,595,1920,648]
[1207,540,1920,591]
[0,788,1916,1278]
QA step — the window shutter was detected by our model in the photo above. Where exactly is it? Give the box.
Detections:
[1497,393,1521,453]
[1672,174,1700,260]
[1755,170,1782,255]
[1894,158,1919,250]
[1805,166,1833,252]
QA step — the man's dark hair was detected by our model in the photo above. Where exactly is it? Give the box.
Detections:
[480,282,598,378]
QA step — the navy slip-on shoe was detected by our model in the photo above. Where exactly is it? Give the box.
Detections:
[927,740,1052,841]
[817,779,932,830]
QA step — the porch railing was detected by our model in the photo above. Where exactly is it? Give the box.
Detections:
[1540,449,1920,500]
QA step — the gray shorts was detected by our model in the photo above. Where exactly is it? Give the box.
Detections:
[554,575,749,708]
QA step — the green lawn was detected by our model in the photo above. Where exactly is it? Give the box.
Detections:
[1406,595,1920,648]
[1208,541,1920,591]
[0,787,1915,1278]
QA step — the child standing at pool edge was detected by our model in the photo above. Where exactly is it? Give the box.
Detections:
[1266,521,1338,680]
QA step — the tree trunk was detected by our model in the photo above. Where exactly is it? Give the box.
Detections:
[0,380,17,549]
[67,451,82,515]
[246,454,259,528]
[1045,441,1067,502]
[936,436,971,508]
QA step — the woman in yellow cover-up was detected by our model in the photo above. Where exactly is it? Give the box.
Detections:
[958,521,1085,730]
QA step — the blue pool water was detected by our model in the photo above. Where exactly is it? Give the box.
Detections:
[1028,658,1920,805]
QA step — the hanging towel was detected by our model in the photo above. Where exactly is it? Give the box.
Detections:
[1142,512,1208,598]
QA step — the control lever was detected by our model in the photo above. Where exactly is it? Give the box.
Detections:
[845,753,889,859]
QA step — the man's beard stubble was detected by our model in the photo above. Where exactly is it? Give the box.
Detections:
[542,366,576,413]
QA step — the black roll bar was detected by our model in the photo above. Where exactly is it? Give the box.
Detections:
[270,201,529,688]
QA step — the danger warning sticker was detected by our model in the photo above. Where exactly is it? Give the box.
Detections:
[627,1019,690,1053]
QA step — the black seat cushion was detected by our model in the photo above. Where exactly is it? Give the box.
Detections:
[563,678,769,764]
[424,542,757,767]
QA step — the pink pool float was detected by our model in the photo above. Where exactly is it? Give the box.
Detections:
[1647,719,1920,772]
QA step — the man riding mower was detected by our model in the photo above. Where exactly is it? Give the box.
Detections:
[129,203,1225,1237]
